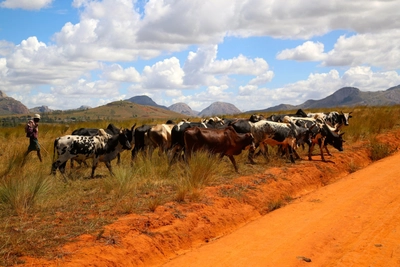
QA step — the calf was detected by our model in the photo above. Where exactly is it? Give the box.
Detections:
[52,128,132,180]
[184,126,254,172]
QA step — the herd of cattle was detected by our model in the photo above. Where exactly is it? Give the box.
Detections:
[51,109,353,180]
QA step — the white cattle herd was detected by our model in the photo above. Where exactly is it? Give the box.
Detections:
[51,109,352,180]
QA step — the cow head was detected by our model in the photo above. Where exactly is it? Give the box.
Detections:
[323,123,345,151]
[249,114,264,123]
[119,129,132,150]
[340,111,353,126]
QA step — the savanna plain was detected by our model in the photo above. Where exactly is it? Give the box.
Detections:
[0,106,399,266]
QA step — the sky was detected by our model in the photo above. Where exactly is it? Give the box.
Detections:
[0,0,400,113]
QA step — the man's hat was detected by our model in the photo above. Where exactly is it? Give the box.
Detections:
[34,114,41,119]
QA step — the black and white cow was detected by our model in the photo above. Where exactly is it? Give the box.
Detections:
[325,111,352,129]
[52,128,132,180]
[307,111,353,131]
[70,123,135,167]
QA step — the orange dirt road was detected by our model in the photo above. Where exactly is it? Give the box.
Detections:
[161,152,400,267]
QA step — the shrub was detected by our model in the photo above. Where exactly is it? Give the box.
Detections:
[0,169,52,214]
[369,139,392,161]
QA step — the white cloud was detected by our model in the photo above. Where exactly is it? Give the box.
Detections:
[0,40,14,56]
[101,64,141,83]
[239,85,258,96]
[322,30,400,69]
[207,55,269,76]
[15,79,122,110]
[0,0,53,10]
[276,41,326,61]
[142,57,184,89]
[341,66,400,91]
[182,45,274,87]
[2,37,98,92]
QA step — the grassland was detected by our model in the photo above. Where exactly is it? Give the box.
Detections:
[0,105,398,266]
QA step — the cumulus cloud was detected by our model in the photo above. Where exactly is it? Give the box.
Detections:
[278,30,400,70]
[0,0,53,10]
[322,30,400,69]
[3,37,98,92]
[182,45,274,87]
[14,79,123,110]
[141,57,184,89]
[101,64,141,83]
[0,40,14,56]
[276,41,326,61]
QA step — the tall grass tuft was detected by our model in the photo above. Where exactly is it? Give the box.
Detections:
[0,168,52,214]
[369,137,392,161]
[102,166,138,200]
[173,150,220,201]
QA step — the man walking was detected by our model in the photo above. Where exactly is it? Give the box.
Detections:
[24,114,42,163]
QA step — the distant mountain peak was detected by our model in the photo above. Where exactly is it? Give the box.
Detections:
[168,102,198,116]
[198,101,241,116]
[126,95,168,110]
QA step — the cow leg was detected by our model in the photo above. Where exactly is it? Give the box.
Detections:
[131,148,138,162]
[247,145,256,164]
[259,142,269,162]
[324,145,332,156]
[184,147,192,165]
[308,142,315,160]
[70,159,75,169]
[168,145,182,165]
[293,148,301,160]
[318,138,326,161]
[51,161,59,175]
[104,161,114,176]
[91,158,99,178]
[117,153,121,165]
[288,145,295,163]
[227,155,239,173]
[51,160,68,183]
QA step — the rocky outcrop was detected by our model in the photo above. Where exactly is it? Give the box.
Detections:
[0,90,30,115]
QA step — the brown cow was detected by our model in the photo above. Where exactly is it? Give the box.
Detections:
[183,126,254,172]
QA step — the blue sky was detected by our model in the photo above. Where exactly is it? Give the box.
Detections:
[1,0,399,112]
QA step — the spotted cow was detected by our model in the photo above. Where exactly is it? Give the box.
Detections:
[51,128,132,180]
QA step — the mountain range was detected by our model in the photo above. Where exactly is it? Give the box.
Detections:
[1,85,400,117]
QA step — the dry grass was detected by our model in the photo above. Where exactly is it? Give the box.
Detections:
[1,105,400,265]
